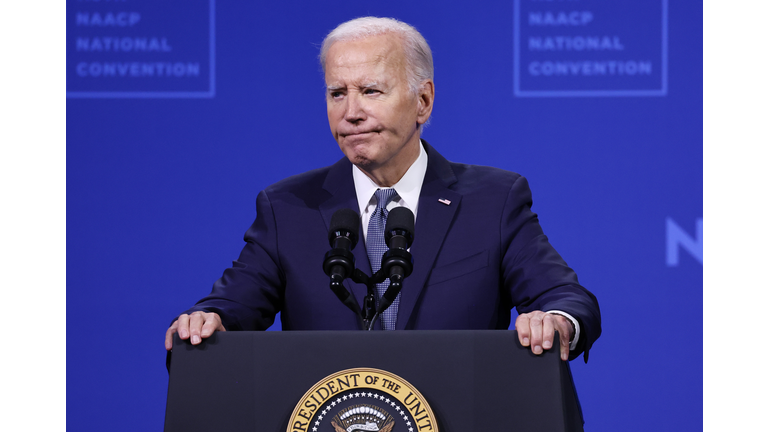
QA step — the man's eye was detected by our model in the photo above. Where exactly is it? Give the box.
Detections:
[364,89,380,95]
[330,91,344,98]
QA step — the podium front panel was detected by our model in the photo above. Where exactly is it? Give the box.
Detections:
[164,330,582,432]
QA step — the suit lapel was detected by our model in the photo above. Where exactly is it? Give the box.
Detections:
[396,142,461,329]
[318,157,370,326]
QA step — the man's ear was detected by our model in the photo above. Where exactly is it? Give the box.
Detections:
[416,80,435,125]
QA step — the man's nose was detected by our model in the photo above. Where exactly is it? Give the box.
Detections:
[344,94,366,123]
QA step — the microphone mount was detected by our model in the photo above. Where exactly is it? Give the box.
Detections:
[323,207,415,331]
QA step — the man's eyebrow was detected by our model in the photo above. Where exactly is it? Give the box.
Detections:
[326,82,381,92]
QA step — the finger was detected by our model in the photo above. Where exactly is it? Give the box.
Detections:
[177,314,190,340]
[189,312,205,345]
[200,313,223,337]
[541,314,555,351]
[554,316,571,362]
[560,328,570,361]
[529,312,544,355]
[165,320,178,351]
[515,314,531,347]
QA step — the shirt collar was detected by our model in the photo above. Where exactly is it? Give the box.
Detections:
[352,140,428,218]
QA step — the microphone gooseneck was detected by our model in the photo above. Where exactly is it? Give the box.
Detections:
[323,209,362,319]
[322,207,416,331]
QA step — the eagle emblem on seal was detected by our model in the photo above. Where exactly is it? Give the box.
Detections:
[330,404,395,432]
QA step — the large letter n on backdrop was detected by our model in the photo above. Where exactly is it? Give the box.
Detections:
[666,217,703,266]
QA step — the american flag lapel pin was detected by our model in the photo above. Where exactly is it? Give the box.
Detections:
[438,198,451,205]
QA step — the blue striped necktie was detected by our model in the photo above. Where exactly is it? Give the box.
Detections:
[367,188,400,330]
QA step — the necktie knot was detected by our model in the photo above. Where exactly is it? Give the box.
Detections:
[373,188,398,215]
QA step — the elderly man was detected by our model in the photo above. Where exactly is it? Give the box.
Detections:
[165,17,601,362]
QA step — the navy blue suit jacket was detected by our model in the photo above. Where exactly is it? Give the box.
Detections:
[183,142,601,360]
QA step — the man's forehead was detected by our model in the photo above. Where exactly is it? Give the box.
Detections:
[325,34,405,70]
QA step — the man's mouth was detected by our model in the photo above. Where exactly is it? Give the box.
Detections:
[341,130,379,138]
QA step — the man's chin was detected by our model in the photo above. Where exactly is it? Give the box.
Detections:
[340,143,376,166]
[342,151,382,174]
[347,154,374,169]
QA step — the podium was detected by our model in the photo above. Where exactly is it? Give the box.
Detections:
[164,330,584,431]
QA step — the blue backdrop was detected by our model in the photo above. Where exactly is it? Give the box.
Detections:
[67,1,702,430]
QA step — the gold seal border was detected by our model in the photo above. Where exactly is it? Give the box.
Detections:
[286,367,439,432]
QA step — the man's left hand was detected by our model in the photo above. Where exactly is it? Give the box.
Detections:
[515,311,572,361]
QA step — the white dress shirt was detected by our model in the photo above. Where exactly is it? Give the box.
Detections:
[353,141,428,242]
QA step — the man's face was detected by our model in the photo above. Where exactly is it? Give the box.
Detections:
[325,34,429,178]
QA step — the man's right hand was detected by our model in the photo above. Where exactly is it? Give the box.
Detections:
[165,311,226,351]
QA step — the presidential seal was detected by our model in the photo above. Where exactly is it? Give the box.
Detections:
[287,368,438,432]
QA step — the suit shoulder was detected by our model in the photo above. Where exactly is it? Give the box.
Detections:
[263,164,334,196]
[448,161,524,192]
[259,158,350,209]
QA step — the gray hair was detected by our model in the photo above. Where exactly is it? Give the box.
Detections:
[320,17,434,94]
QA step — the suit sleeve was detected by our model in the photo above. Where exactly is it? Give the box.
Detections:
[178,190,285,331]
[500,175,601,362]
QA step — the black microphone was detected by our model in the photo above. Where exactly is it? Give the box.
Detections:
[371,207,414,327]
[323,208,359,283]
[323,209,364,321]
[384,206,415,253]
